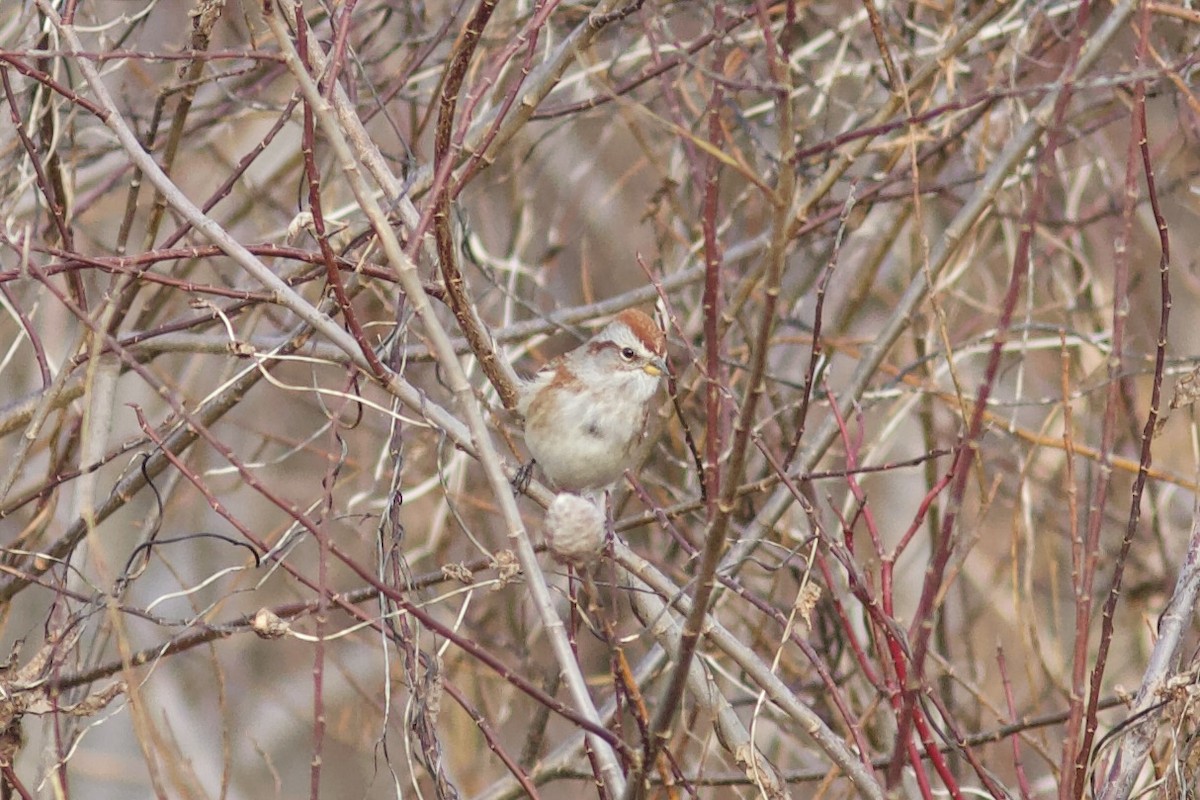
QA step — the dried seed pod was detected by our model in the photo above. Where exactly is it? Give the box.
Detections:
[544,493,606,566]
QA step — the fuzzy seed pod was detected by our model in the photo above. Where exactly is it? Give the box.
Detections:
[544,493,606,565]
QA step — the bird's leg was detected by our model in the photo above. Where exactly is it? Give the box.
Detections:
[512,460,535,494]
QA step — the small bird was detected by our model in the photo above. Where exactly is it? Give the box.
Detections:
[519,309,667,492]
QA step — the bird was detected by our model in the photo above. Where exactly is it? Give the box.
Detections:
[518,309,667,492]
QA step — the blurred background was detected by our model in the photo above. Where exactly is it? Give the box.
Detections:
[2,0,1200,797]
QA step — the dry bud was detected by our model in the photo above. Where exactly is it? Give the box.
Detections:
[252,609,290,639]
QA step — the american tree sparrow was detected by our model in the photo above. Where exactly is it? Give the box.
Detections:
[519,309,667,492]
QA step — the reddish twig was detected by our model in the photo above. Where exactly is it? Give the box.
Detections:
[1077,1,1173,791]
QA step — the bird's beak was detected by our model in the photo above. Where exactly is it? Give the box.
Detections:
[643,357,667,377]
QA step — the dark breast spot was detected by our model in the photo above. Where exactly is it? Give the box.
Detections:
[584,420,603,439]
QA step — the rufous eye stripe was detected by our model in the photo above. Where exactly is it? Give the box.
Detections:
[613,309,665,356]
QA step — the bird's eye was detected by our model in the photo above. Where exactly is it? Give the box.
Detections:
[620,347,636,361]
